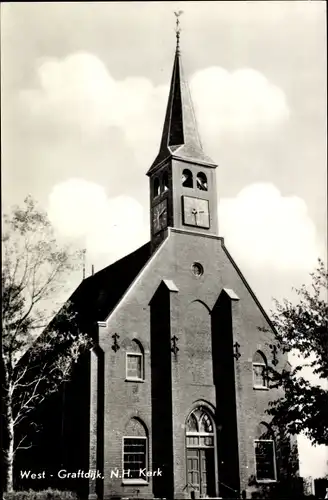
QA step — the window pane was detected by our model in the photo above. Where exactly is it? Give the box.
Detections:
[123,438,146,478]
[253,351,266,364]
[255,441,275,480]
[199,413,213,433]
[163,172,169,192]
[186,414,198,432]
[127,355,142,379]
[186,436,200,447]
[153,178,160,197]
[201,436,214,447]
[253,364,267,387]
[196,172,208,191]
[182,169,193,188]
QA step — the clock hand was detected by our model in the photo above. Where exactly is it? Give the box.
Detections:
[196,210,205,225]
[191,208,198,224]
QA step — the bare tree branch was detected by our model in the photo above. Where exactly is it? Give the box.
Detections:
[2,196,91,493]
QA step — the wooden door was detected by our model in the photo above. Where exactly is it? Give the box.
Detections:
[187,449,200,491]
[187,448,215,498]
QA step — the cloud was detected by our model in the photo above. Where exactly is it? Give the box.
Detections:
[190,67,289,139]
[219,183,327,479]
[48,179,321,276]
[298,434,328,479]
[20,52,289,164]
[47,178,148,260]
[219,183,320,272]
[20,52,167,163]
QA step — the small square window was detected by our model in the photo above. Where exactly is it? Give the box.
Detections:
[126,353,143,380]
[255,440,276,481]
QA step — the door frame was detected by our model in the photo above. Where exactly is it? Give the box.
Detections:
[186,446,216,498]
[185,406,219,498]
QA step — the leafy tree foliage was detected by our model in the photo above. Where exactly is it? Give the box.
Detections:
[267,259,328,446]
[2,196,91,492]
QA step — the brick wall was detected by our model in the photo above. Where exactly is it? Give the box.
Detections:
[93,229,289,499]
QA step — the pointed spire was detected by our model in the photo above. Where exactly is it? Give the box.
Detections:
[147,13,216,175]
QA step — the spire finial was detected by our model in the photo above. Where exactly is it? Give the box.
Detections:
[174,10,183,54]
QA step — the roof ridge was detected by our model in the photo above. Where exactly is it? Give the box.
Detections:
[84,241,150,281]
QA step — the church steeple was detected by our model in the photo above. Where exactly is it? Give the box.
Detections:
[147,14,216,175]
[148,15,219,252]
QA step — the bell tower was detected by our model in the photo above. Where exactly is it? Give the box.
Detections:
[147,14,219,252]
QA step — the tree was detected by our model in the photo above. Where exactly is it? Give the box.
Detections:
[1,196,91,493]
[267,258,328,446]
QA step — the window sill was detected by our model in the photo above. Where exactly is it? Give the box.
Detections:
[253,386,269,391]
[256,479,277,484]
[122,479,149,485]
[125,378,145,383]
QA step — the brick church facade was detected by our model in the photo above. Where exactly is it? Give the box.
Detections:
[17,30,299,500]
[83,36,297,499]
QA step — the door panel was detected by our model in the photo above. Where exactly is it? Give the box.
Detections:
[187,449,200,490]
[201,448,215,497]
[187,448,215,497]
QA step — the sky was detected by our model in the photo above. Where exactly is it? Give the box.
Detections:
[1,1,327,479]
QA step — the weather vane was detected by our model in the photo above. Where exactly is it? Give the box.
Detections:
[174,10,184,53]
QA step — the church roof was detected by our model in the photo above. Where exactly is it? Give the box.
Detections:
[147,45,216,175]
[69,242,151,328]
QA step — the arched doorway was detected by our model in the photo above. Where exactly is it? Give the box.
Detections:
[186,407,216,498]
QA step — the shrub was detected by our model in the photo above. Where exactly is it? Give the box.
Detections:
[3,489,78,500]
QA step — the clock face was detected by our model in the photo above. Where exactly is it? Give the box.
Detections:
[152,199,168,234]
[182,196,210,229]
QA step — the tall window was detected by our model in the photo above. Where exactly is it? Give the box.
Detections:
[253,351,268,389]
[126,340,144,381]
[182,169,193,188]
[153,177,160,198]
[254,423,276,482]
[196,172,208,191]
[123,418,148,481]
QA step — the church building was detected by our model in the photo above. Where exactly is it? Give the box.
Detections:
[18,23,299,500]
[81,27,295,500]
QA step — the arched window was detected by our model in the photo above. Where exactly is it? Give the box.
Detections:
[196,172,208,191]
[123,418,148,481]
[254,422,277,482]
[126,340,144,381]
[186,408,214,440]
[163,171,169,192]
[153,177,160,198]
[253,351,268,389]
[182,169,193,188]
[186,407,216,497]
